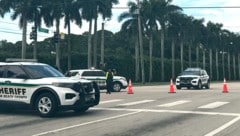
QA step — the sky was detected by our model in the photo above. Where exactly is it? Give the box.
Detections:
[0,0,240,43]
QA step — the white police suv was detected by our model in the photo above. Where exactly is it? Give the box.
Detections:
[65,69,128,92]
[176,68,210,89]
[0,59,100,117]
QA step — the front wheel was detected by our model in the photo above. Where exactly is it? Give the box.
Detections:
[113,82,121,92]
[205,81,210,89]
[93,82,100,105]
[35,93,57,117]
[197,81,202,89]
[176,86,181,90]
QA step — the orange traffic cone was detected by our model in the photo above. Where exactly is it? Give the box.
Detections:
[222,78,228,93]
[127,79,134,94]
[169,79,176,93]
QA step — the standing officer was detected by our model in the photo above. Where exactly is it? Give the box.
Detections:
[106,69,113,94]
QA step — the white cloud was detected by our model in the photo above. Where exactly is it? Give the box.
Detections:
[172,0,240,32]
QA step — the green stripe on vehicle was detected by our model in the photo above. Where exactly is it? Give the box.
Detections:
[0,82,47,87]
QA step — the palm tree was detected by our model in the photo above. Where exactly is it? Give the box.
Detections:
[118,1,140,81]
[41,0,65,71]
[62,0,82,71]
[0,0,42,59]
[90,0,119,68]
[99,0,119,68]
[156,0,182,81]
[168,13,186,79]
[191,18,205,68]
[141,0,160,82]
[206,22,223,80]
[81,0,99,68]
[0,1,13,17]
[220,29,231,79]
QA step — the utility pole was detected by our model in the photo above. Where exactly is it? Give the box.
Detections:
[54,24,61,72]
[137,0,145,84]
[100,22,105,66]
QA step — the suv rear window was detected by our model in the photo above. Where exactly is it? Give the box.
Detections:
[82,71,105,76]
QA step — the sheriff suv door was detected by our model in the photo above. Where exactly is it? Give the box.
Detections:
[82,71,106,90]
[201,70,209,85]
[0,65,30,103]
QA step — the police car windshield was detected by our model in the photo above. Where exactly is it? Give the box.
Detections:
[181,70,200,76]
[23,65,64,78]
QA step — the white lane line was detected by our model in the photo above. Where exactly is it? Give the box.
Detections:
[198,102,229,109]
[157,100,191,107]
[100,99,123,104]
[204,116,240,136]
[118,100,155,106]
[93,108,240,136]
[32,111,141,136]
[92,107,240,117]
[92,107,240,136]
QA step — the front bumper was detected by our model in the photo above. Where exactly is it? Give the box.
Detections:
[121,80,128,89]
[59,82,100,110]
[176,78,199,87]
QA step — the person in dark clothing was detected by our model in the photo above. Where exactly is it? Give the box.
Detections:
[106,69,113,94]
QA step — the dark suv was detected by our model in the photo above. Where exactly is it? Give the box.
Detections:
[175,68,210,89]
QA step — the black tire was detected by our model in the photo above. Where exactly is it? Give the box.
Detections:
[205,81,210,89]
[35,93,58,117]
[113,82,121,92]
[74,107,89,113]
[197,81,202,89]
[93,82,100,105]
[176,86,181,90]
[187,87,191,89]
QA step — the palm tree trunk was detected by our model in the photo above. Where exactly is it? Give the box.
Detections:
[100,22,104,66]
[135,37,140,81]
[216,49,219,80]
[203,50,206,69]
[67,21,71,71]
[88,20,93,68]
[180,40,183,72]
[228,53,231,80]
[93,17,98,68]
[171,39,175,79]
[238,54,240,80]
[161,29,165,81]
[209,49,212,80]
[149,33,153,82]
[233,54,236,80]
[222,51,225,78]
[188,41,192,67]
[196,46,199,68]
[137,3,145,83]
[22,15,27,59]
